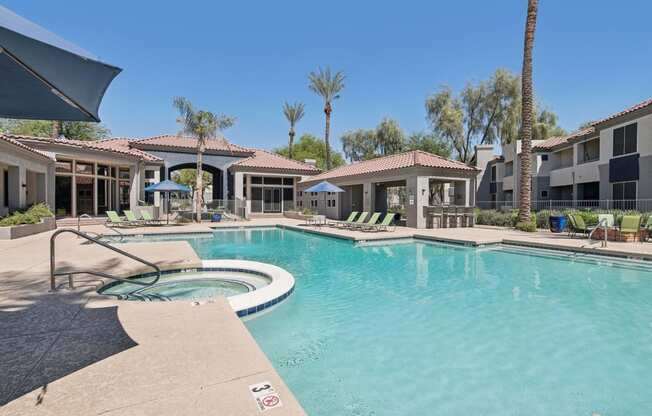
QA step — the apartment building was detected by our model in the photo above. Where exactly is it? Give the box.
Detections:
[476,96,652,210]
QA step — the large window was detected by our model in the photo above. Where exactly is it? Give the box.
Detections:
[504,161,513,177]
[613,123,637,157]
[490,165,496,182]
[578,138,600,164]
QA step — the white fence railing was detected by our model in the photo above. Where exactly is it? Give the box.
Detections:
[476,199,652,212]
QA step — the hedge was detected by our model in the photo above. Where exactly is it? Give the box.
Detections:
[476,208,651,230]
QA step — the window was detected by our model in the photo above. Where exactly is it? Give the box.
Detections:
[541,154,548,161]
[145,170,156,179]
[613,181,636,200]
[310,200,318,208]
[283,177,293,185]
[97,165,110,176]
[540,190,548,198]
[251,176,263,184]
[504,161,513,177]
[75,162,93,175]
[118,168,130,179]
[578,138,600,164]
[613,123,637,157]
[490,165,496,182]
[3,169,8,208]
[264,177,282,185]
[298,191,303,197]
[55,160,72,173]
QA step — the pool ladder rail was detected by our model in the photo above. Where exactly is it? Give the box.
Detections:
[49,228,161,291]
[586,218,609,248]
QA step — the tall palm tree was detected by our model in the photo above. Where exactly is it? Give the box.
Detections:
[518,0,539,224]
[173,97,236,222]
[282,101,305,159]
[308,67,345,170]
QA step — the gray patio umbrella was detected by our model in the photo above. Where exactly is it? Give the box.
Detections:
[0,5,121,121]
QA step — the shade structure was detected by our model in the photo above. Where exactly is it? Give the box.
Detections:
[0,5,122,121]
[144,180,190,224]
[303,181,345,194]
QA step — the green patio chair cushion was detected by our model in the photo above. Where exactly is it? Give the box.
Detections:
[620,215,642,233]
[124,210,140,223]
[106,211,123,223]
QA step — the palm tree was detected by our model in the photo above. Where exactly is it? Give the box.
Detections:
[282,101,305,159]
[173,97,236,222]
[308,67,345,170]
[518,0,539,224]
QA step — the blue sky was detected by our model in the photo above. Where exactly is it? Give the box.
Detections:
[5,1,652,153]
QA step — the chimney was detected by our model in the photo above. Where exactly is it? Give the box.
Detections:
[304,159,317,167]
[474,144,495,175]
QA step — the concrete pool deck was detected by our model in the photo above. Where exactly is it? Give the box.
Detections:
[4,217,652,415]
[0,228,305,415]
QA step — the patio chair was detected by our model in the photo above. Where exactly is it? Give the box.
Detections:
[124,210,146,226]
[344,211,369,229]
[140,210,164,225]
[619,215,642,242]
[353,212,381,230]
[330,211,358,228]
[568,214,593,238]
[363,212,396,232]
[106,211,136,228]
[643,216,652,242]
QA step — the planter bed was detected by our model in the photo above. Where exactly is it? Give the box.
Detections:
[0,216,56,240]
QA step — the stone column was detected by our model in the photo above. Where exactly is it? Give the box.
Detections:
[7,166,23,210]
[406,176,428,228]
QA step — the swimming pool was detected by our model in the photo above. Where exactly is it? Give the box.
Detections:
[135,228,652,415]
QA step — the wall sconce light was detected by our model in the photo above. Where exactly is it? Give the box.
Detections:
[21,183,26,188]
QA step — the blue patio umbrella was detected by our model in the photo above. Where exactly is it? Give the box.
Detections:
[0,5,122,121]
[145,180,191,224]
[304,181,345,216]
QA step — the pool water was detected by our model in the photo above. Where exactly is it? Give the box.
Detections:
[158,229,652,415]
[100,272,251,300]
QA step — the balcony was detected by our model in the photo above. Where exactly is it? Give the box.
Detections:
[549,166,574,187]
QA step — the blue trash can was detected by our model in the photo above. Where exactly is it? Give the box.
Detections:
[549,215,567,233]
[211,213,222,222]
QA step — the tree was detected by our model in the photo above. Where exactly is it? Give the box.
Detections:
[274,133,345,170]
[518,0,539,224]
[405,132,451,158]
[341,118,452,162]
[171,169,211,203]
[308,67,345,170]
[173,97,236,222]
[282,102,305,159]
[0,118,110,140]
[375,118,405,155]
[425,68,563,163]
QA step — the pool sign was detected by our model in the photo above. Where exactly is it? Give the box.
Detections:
[249,381,283,412]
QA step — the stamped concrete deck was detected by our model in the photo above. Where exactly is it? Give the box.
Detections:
[4,217,652,415]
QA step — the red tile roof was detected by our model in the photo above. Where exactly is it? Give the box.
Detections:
[301,150,477,183]
[131,135,252,156]
[532,127,596,151]
[592,97,652,126]
[0,134,54,161]
[10,134,158,161]
[95,138,162,162]
[231,149,319,174]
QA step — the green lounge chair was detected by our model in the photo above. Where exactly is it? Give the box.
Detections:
[363,212,396,232]
[106,211,135,228]
[619,215,642,242]
[140,210,164,225]
[353,212,381,230]
[344,211,368,228]
[124,210,146,226]
[643,217,652,242]
[331,211,358,228]
[568,214,593,238]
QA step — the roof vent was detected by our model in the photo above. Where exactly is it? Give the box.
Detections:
[304,159,316,167]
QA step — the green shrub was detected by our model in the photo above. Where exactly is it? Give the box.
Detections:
[474,209,518,227]
[302,208,316,216]
[0,203,53,227]
[515,221,537,232]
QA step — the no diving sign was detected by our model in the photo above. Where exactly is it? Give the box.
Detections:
[249,381,283,412]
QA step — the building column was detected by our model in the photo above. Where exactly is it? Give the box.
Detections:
[406,176,428,229]
[7,166,23,210]
[464,178,470,207]
[93,163,98,215]
[362,181,373,212]
[245,174,252,217]
[129,163,140,210]
[46,164,55,210]
[222,168,229,201]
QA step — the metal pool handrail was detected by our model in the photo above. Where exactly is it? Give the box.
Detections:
[587,217,609,248]
[49,229,161,291]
